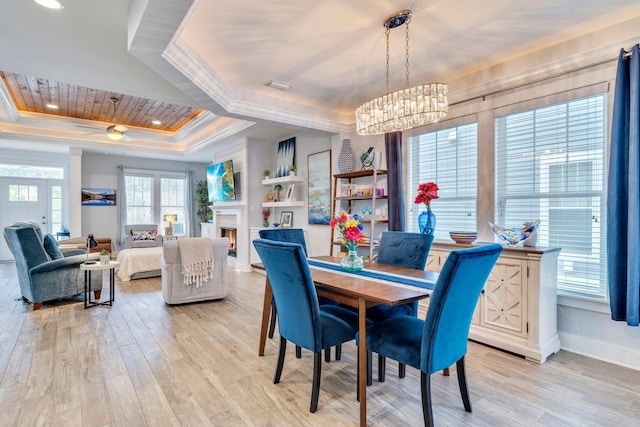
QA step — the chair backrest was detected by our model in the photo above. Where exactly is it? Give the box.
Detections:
[258,228,308,256]
[421,244,503,374]
[253,239,321,351]
[3,224,51,295]
[376,231,434,270]
[125,224,158,235]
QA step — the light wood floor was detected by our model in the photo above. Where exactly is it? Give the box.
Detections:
[1,263,639,427]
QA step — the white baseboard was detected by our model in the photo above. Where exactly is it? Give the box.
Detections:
[559,331,640,371]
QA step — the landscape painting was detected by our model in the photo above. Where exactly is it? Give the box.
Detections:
[308,150,331,224]
[81,188,116,206]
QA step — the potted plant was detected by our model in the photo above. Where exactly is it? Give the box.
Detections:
[196,180,213,223]
[288,164,297,176]
[263,169,271,179]
[100,249,111,265]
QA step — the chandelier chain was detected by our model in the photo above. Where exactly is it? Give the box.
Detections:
[385,26,390,95]
[405,18,411,88]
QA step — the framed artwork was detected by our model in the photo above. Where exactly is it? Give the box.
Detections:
[307,150,332,224]
[285,184,295,201]
[280,211,293,227]
[81,188,116,206]
[276,137,296,178]
[265,192,276,202]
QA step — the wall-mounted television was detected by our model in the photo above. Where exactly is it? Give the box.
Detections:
[207,160,236,202]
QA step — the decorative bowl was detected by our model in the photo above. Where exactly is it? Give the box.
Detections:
[449,231,478,244]
[489,220,540,246]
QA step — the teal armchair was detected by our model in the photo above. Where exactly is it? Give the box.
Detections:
[4,222,102,310]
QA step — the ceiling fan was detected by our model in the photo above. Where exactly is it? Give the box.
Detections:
[76,97,154,142]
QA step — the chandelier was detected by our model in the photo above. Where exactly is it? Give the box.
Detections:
[355,10,448,135]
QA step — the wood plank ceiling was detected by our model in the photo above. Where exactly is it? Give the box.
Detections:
[0,71,204,132]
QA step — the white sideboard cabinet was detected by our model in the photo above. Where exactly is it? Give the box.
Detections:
[427,242,561,364]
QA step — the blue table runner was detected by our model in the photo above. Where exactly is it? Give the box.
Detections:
[307,259,435,291]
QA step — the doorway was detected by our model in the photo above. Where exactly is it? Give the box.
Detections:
[0,178,49,261]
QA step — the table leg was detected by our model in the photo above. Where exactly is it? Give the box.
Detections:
[258,277,273,356]
[109,267,115,305]
[84,270,90,309]
[358,297,367,427]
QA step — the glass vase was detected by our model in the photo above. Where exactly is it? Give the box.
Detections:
[418,210,436,235]
[263,220,269,227]
[340,243,364,272]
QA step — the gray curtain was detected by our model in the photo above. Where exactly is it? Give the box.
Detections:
[116,165,127,247]
[385,131,405,231]
[186,170,196,237]
[607,44,640,326]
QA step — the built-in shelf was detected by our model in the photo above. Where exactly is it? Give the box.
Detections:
[261,175,305,185]
[262,201,305,208]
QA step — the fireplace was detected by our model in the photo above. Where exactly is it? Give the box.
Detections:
[220,227,237,257]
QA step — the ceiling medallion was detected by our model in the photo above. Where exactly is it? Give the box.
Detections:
[355,10,448,135]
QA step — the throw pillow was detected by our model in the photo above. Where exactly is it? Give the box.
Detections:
[131,230,157,241]
[43,234,64,260]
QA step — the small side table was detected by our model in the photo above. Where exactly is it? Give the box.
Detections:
[56,231,71,240]
[80,260,119,309]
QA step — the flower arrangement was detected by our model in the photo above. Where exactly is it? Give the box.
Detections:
[330,211,364,250]
[262,208,271,227]
[414,182,439,212]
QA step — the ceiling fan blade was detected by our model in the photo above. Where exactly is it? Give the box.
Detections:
[122,134,133,142]
[125,131,155,139]
[75,124,103,131]
[114,124,128,132]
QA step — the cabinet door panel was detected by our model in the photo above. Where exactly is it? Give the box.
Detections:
[481,259,526,336]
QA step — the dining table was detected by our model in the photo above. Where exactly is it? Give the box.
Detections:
[252,255,437,426]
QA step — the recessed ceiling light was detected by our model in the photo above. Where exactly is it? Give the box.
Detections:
[151,120,162,125]
[265,80,292,91]
[34,0,64,10]
[45,103,59,109]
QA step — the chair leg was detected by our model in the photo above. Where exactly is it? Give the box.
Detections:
[310,351,322,413]
[268,303,277,339]
[274,337,287,384]
[399,362,406,378]
[335,344,342,360]
[33,302,42,311]
[443,367,450,376]
[456,356,472,413]
[378,354,386,382]
[296,345,302,358]
[325,347,330,362]
[421,372,434,427]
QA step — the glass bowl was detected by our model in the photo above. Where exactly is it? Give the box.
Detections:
[488,220,540,246]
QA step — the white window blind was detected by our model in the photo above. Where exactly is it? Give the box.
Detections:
[161,178,186,235]
[407,122,478,241]
[125,175,153,224]
[494,94,607,299]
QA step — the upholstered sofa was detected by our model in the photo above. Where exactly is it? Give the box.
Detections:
[161,237,228,304]
[3,221,102,310]
[125,224,163,249]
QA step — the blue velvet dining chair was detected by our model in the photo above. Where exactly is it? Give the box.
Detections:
[369,231,434,382]
[252,238,360,413]
[360,244,503,426]
[259,228,341,361]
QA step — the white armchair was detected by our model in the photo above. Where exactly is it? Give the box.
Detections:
[125,224,163,249]
[161,237,228,304]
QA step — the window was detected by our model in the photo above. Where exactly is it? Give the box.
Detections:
[125,175,153,224]
[124,170,189,235]
[51,185,62,233]
[407,122,478,241]
[495,94,607,298]
[9,185,38,202]
[161,178,186,235]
